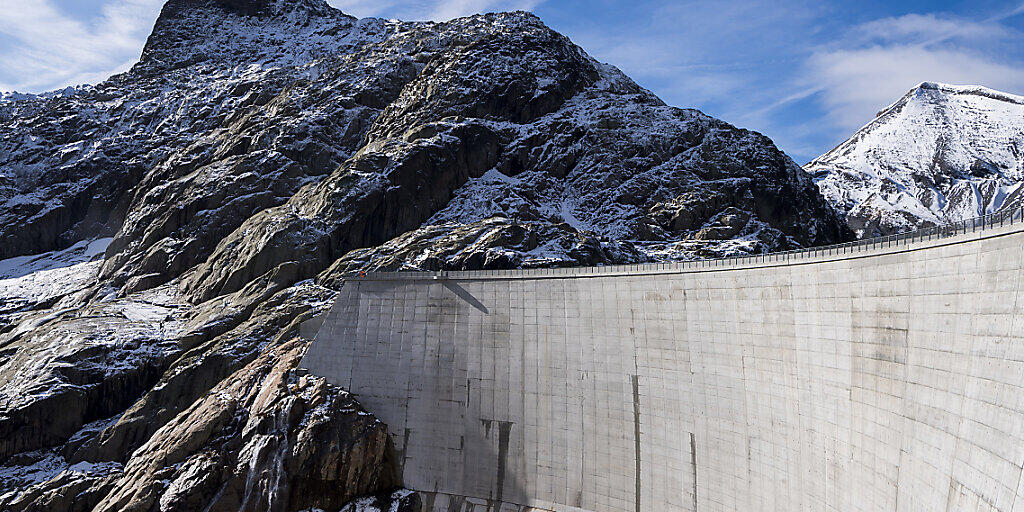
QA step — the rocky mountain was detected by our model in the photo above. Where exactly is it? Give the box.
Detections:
[808,82,1024,237]
[0,0,849,510]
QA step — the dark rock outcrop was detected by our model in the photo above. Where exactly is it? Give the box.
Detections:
[320,217,648,282]
[2,339,394,512]
[92,339,392,512]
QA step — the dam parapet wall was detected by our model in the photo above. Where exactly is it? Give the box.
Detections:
[303,208,1024,512]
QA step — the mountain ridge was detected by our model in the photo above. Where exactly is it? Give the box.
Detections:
[808,81,1024,237]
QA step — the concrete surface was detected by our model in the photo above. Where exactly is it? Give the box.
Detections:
[302,221,1024,512]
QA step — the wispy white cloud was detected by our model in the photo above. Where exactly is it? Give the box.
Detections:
[1003,2,1024,18]
[806,10,1024,133]
[328,0,543,21]
[810,47,1024,130]
[556,0,831,160]
[0,0,163,92]
[850,13,1017,46]
[569,0,823,106]
[565,1,1024,162]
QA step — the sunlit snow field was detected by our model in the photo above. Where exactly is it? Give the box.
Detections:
[0,238,111,314]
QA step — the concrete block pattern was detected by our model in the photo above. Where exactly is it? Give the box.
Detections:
[302,225,1024,511]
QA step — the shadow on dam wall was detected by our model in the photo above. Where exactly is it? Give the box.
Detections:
[301,221,1024,512]
[303,279,534,511]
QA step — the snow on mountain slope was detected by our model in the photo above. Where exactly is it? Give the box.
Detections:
[0,238,111,316]
[0,238,110,281]
[403,60,842,264]
[0,0,403,263]
[807,82,1024,237]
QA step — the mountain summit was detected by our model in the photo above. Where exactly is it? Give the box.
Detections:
[155,0,340,20]
[808,82,1024,237]
[140,0,353,70]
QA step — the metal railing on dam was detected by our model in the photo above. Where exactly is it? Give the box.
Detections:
[302,206,1024,512]
[349,205,1024,281]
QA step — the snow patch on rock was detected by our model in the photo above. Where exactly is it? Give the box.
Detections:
[0,238,111,315]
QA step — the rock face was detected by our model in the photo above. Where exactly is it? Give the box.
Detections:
[179,48,850,301]
[320,217,648,281]
[3,339,394,512]
[0,0,850,508]
[808,82,1024,237]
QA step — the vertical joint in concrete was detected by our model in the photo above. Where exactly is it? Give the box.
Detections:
[632,374,641,512]
[690,432,697,512]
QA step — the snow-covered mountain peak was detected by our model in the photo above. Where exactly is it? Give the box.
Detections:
[912,81,1024,105]
[159,0,340,18]
[808,82,1024,237]
[138,0,362,73]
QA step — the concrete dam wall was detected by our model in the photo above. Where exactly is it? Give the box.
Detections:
[302,220,1024,512]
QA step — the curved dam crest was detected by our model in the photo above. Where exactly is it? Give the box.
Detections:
[302,220,1024,512]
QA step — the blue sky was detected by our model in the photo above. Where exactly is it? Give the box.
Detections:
[1,0,1022,162]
